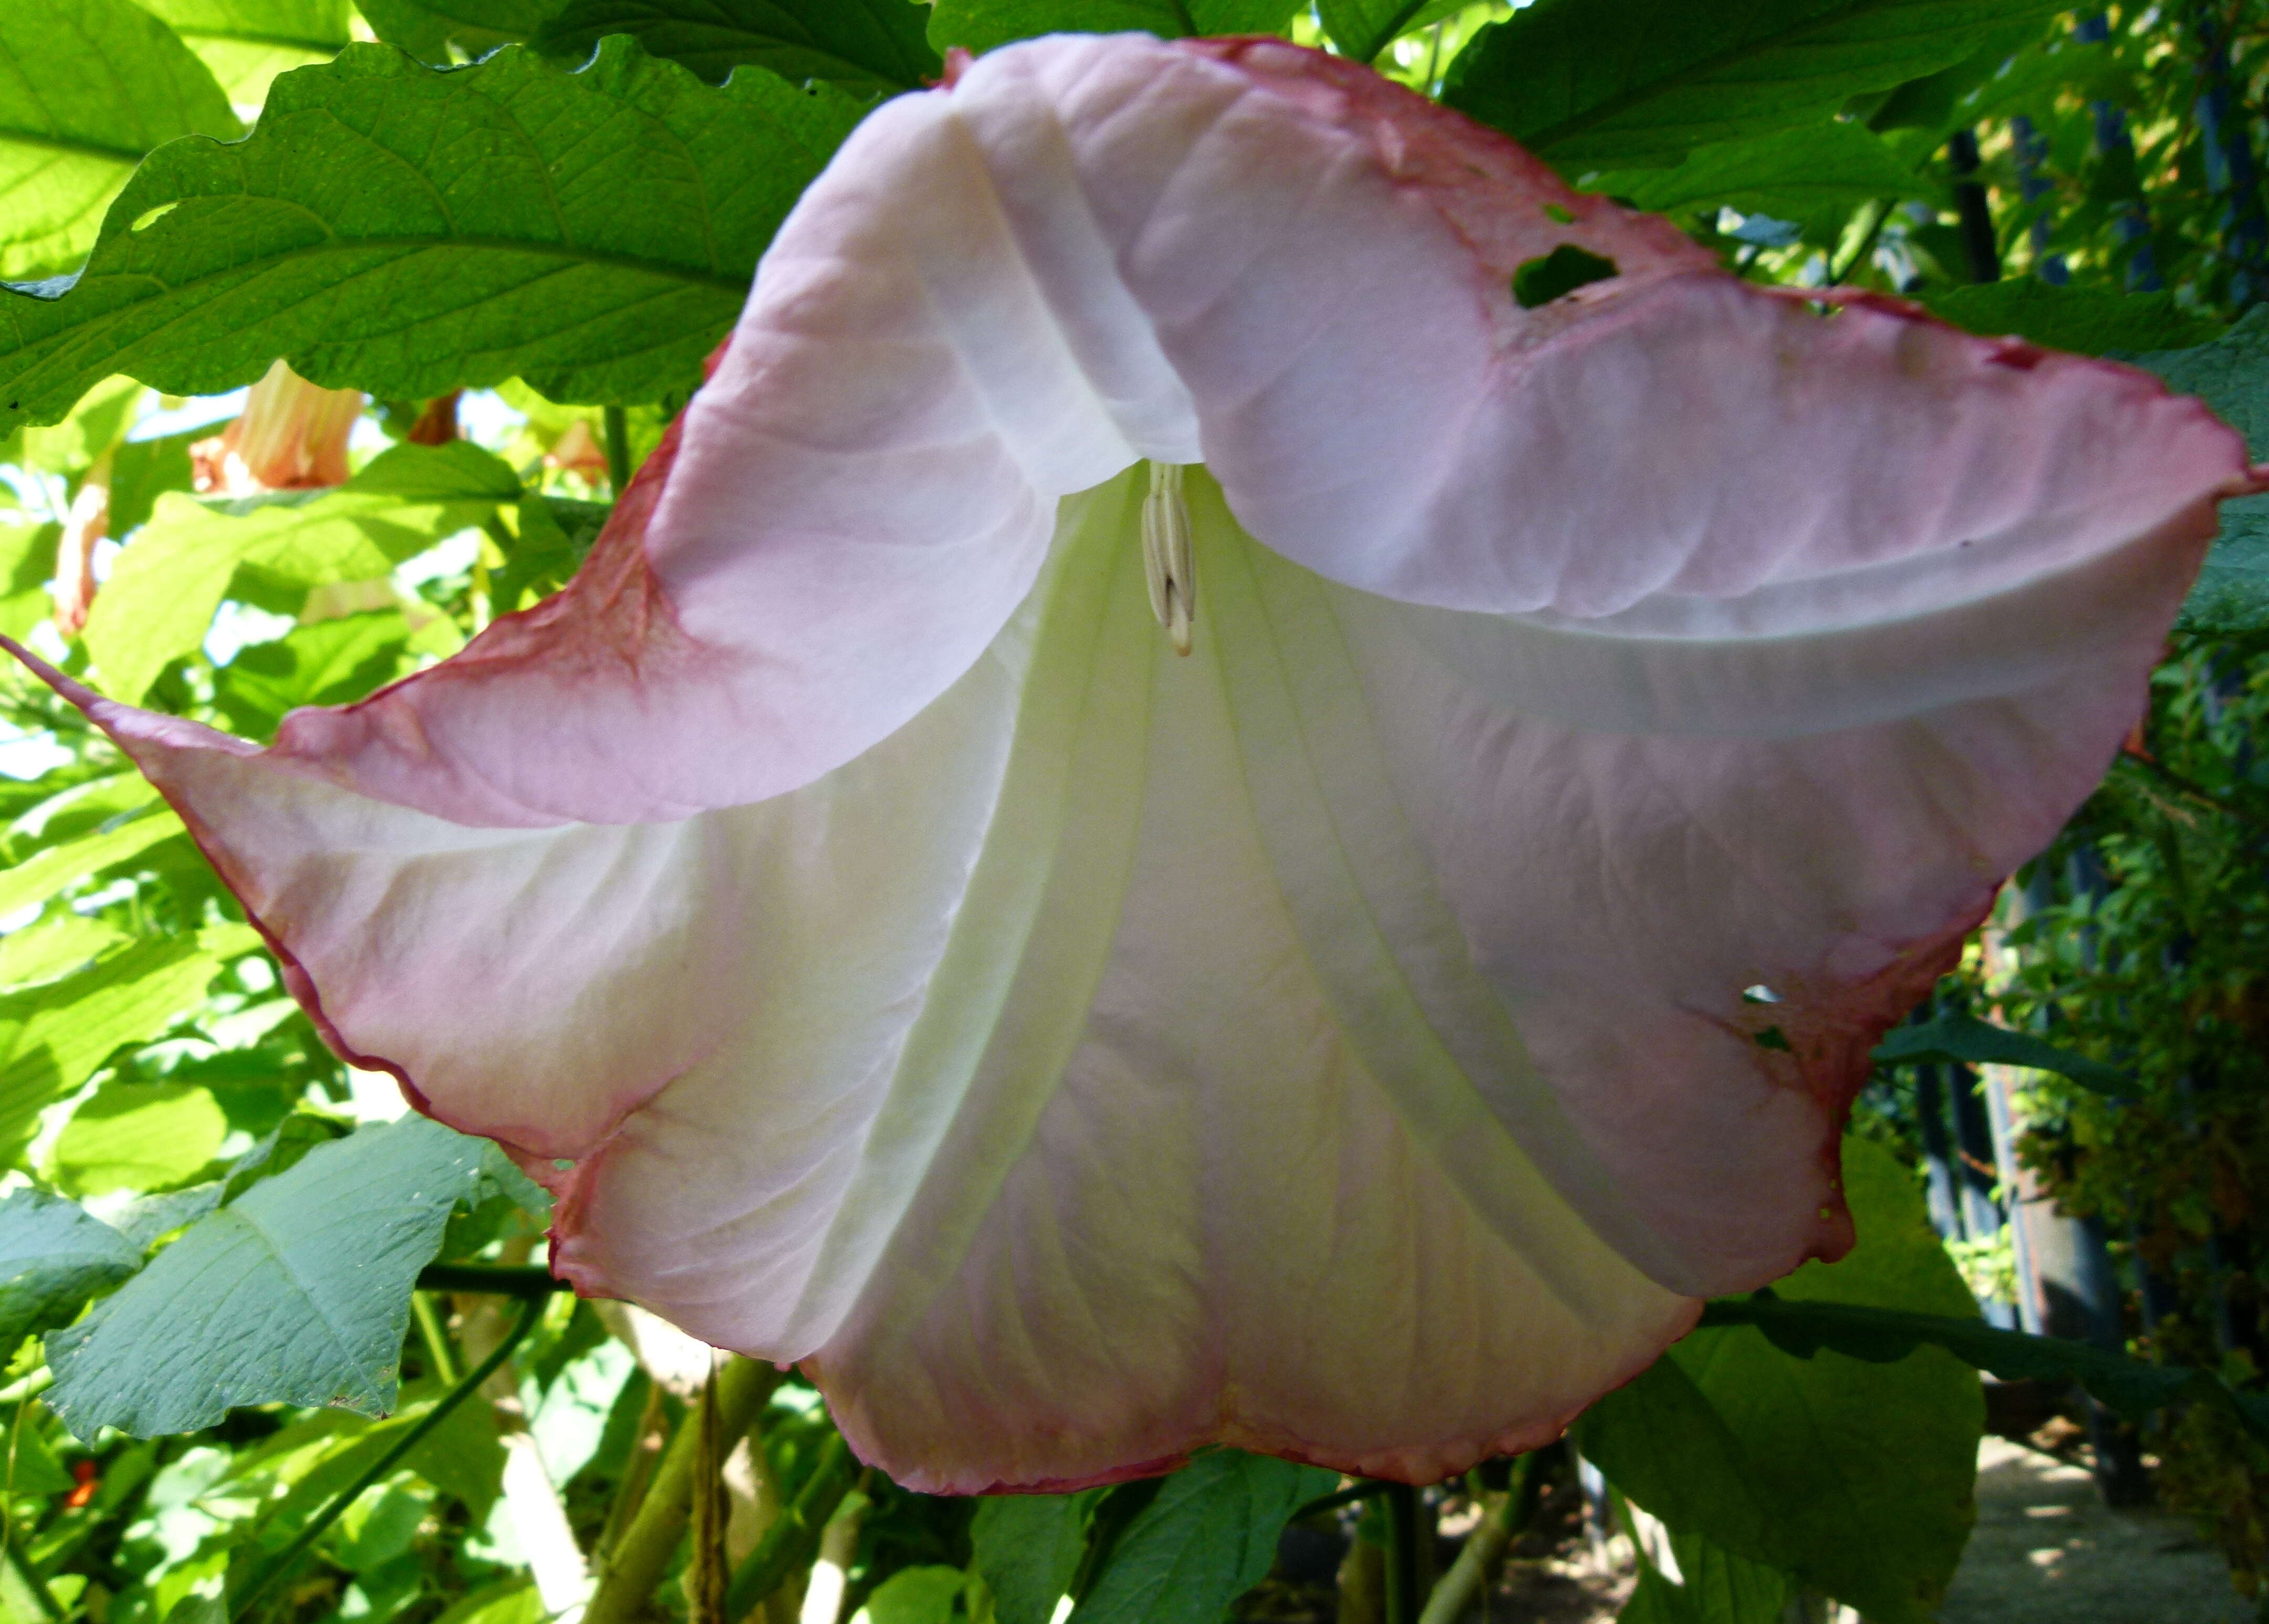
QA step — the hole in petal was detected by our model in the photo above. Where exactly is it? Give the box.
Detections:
[1742,985,1781,1004]
[1512,244,1619,308]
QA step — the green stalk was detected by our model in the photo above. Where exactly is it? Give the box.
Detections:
[603,404,632,495]
[1381,1483,1422,1624]
[230,1294,543,1621]
[583,1358,782,1624]
[411,1293,460,1387]
[722,1433,859,1622]
[1415,1458,1533,1624]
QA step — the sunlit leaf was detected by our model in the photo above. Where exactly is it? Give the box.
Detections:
[0,805,184,921]
[130,0,352,102]
[0,932,229,1161]
[0,0,238,281]
[50,1080,227,1195]
[83,441,519,704]
[213,610,415,737]
[0,38,865,437]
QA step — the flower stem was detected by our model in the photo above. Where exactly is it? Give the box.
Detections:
[230,1293,543,1621]
[722,1433,860,1622]
[603,405,632,496]
[1381,1483,1422,1624]
[583,1357,782,1624]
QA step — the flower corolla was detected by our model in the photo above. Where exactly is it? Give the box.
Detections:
[189,359,362,495]
[16,34,2261,1492]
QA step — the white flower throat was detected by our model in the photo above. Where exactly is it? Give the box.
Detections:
[1141,461,1196,656]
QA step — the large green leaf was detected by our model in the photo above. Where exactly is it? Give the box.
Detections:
[534,0,940,91]
[131,0,352,101]
[1069,1451,1335,1624]
[1594,123,1926,232]
[928,0,1303,55]
[0,37,865,438]
[1872,1012,2127,1097]
[2134,307,2269,636]
[1441,0,2068,172]
[973,1491,1102,1624]
[352,0,566,65]
[0,0,239,282]
[0,1188,141,1352]
[82,441,519,704]
[1577,1138,1981,1623]
[45,1115,499,1440]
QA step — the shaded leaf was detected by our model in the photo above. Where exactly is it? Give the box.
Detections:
[534,0,940,91]
[352,0,565,64]
[1441,0,2069,171]
[0,0,238,280]
[1314,0,1431,62]
[2134,306,2269,634]
[1069,1451,1336,1624]
[46,1115,499,1440]
[928,0,1302,54]
[1597,123,1929,231]
[1619,1524,1793,1623]
[1699,1293,2269,1443]
[1579,1139,1981,1623]
[0,1188,140,1351]
[863,1567,966,1624]
[0,37,865,438]
[974,1491,1104,1624]
[1871,1012,2128,1097]
[1923,280,2222,356]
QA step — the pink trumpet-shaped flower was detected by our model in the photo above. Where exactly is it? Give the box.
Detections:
[13,35,2262,1491]
[190,359,361,495]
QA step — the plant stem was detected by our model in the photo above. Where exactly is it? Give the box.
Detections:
[2120,746,2269,837]
[1381,1483,1422,1624]
[1415,1458,1533,1624]
[231,1293,543,1621]
[584,1358,783,1624]
[415,1263,567,1295]
[722,1433,860,1622]
[1829,197,1893,285]
[603,404,632,496]
[411,1292,459,1387]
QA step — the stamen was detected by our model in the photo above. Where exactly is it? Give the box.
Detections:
[1141,461,1196,656]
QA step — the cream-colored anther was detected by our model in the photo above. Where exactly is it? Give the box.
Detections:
[1141,461,1196,656]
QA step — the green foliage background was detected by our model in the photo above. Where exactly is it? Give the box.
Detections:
[0,1,2262,1622]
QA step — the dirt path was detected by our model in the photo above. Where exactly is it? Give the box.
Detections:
[1938,1436,2249,1623]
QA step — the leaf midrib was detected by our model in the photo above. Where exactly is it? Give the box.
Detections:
[168,26,348,53]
